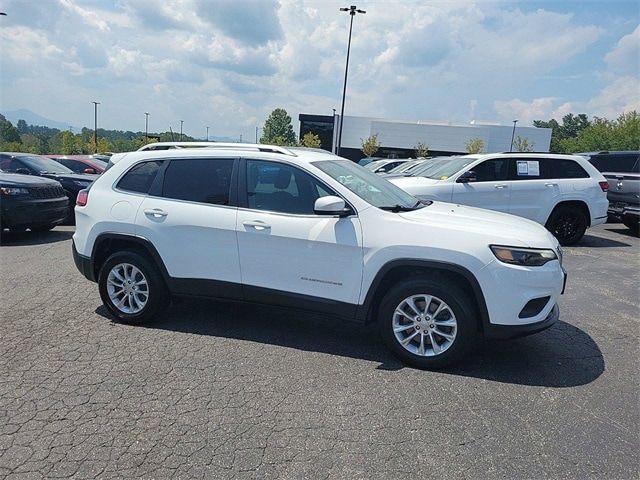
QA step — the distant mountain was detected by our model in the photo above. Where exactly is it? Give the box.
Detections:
[2,109,77,131]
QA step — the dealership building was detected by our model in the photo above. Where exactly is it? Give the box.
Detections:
[299,114,552,161]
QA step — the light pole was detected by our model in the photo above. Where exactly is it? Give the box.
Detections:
[144,112,149,144]
[255,126,258,143]
[180,120,184,141]
[206,126,209,141]
[91,101,100,153]
[337,5,366,157]
[510,119,518,152]
[332,108,337,153]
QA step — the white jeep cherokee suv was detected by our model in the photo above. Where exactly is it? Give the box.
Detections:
[73,144,566,368]
[389,153,609,245]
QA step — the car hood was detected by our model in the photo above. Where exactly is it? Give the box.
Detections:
[398,201,558,248]
[0,172,62,187]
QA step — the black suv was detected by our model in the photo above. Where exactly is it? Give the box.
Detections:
[0,153,98,223]
[580,151,640,233]
[0,171,69,232]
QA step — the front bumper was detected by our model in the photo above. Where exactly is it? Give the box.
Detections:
[484,303,559,339]
[72,240,96,282]
[1,197,68,228]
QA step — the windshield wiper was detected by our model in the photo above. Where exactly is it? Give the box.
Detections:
[379,200,431,212]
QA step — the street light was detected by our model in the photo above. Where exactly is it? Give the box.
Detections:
[206,126,209,141]
[180,120,184,141]
[91,101,100,154]
[337,5,366,157]
[510,119,518,152]
[144,112,149,144]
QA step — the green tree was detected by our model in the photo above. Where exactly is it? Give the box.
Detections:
[60,130,81,154]
[0,114,22,144]
[361,134,380,157]
[465,137,485,153]
[260,108,297,146]
[514,136,535,152]
[20,134,46,154]
[16,119,29,134]
[559,111,639,152]
[534,113,591,153]
[299,132,322,148]
[414,141,429,158]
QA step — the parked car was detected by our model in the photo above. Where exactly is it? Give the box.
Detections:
[364,159,410,174]
[578,151,639,233]
[0,170,68,232]
[383,157,455,179]
[358,156,383,166]
[389,153,609,245]
[0,153,98,223]
[48,155,107,174]
[382,159,429,176]
[73,144,565,369]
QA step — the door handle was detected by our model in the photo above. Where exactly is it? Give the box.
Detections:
[545,183,558,187]
[144,208,168,218]
[494,184,507,189]
[243,220,270,230]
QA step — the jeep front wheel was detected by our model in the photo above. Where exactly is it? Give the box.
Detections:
[98,251,168,324]
[378,277,476,369]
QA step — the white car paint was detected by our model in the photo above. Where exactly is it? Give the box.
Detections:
[390,153,609,228]
[74,146,564,334]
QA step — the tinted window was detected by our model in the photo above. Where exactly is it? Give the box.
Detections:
[57,159,83,173]
[246,160,334,214]
[0,156,27,173]
[510,158,545,180]
[588,154,639,173]
[117,161,163,194]
[17,155,73,174]
[162,158,234,205]
[472,159,509,182]
[548,159,589,179]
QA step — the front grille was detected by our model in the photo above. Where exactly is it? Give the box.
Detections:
[29,185,66,199]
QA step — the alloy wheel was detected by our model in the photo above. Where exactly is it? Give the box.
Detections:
[106,263,149,314]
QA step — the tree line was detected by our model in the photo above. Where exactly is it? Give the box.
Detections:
[0,114,197,155]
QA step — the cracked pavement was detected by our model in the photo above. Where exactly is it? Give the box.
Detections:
[0,224,638,479]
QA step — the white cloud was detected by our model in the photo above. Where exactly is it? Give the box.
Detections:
[605,25,640,76]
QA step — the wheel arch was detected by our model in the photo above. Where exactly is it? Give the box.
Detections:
[91,233,170,284]
[357,259,490,333]
[546,200,591,227]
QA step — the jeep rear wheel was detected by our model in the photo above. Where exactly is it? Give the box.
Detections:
[546,206,587,246]
[98,251,168,324]
[378,277,476,369]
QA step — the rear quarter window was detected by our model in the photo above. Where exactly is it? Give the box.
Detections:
[116,160,164,194]
[548,159,589,179]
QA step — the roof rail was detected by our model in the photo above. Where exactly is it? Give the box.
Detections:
[137,141,296,156]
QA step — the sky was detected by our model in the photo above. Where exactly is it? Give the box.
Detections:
[0,0,638,140]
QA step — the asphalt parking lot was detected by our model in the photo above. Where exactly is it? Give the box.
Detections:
[1,224,638,479]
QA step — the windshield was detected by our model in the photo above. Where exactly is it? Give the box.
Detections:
[424,157,476,179]
[91,159,108,168]
[388,160,421,174]
[313,160,423,210]
[364,160,389,171]
[409,157,455,177]
[18,155,74,174]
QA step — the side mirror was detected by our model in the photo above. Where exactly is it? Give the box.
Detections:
[314,196,351,217]
[83,168,96,174]
[15,168,31,175]
[457,170,477,183]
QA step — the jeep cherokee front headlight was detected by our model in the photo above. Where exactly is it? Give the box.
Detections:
[490,245,558,266]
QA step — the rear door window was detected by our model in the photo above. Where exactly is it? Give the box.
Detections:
[161,158,234,205]
[117,160,164,194]
[547,159,589,179]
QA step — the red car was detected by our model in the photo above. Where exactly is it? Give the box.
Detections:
[48,155,107,174]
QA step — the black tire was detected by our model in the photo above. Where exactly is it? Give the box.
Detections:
[98,251,168,325]
[546,205,587,246]
[622,217,639,235]
[378,276,477,369]
[30,224,56,232]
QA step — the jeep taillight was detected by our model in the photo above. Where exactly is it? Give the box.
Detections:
[598,181,609,192]
[76,190,89,206]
